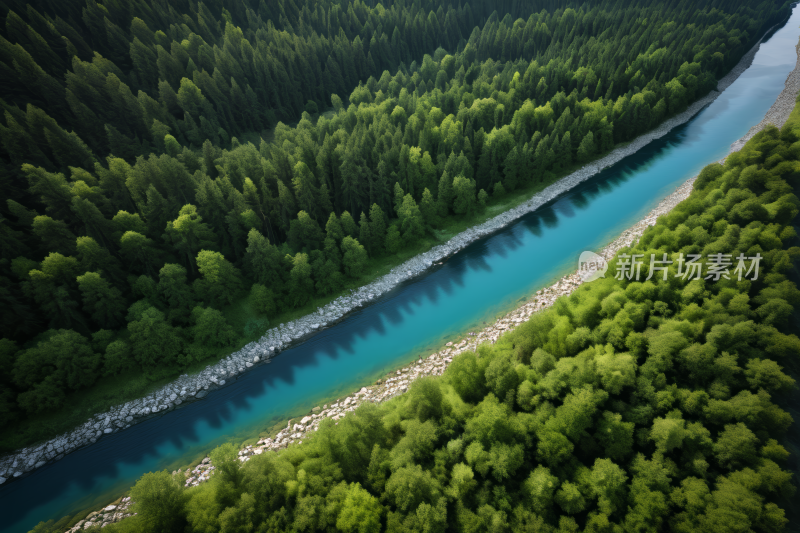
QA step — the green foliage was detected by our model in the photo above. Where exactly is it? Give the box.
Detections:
[341,236,368,278]
[250,283,276,317]
[0,0,791,475]
[194,250,243,308]
[191,306,236,349]
[336,483,384,533]
[122,111,800,532]
[128,307,183,376]
[128,470,187,532]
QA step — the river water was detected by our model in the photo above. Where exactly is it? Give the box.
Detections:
[3,9,800,533]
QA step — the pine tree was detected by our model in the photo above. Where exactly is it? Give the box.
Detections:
[286,252,314,308]
[503,146,524,191]
[76,272,126,329]
[397,194,424,245]
[32,215,76,255]
[162,205,218,275]
[420,188,438,227]
[369,203,386,255]
[393,182,405,216]
[157,263,195,323]
[340,211,359,239]
[325,212,345,243]
[341,236,368,278]
[437,171,453,216]
[577,131,596,163]
[358,211,373,256]
[120,231,161,276]
[194,250,243,308]
[76,236,124,283]
[292,161,323,221]
[452,175,476,215]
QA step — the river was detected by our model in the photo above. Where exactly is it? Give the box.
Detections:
[2,8,800,533]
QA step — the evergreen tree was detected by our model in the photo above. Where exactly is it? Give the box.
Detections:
[76,272,126,329]
[452,176,477,215]
[341,236,368,278]
[340,211,359,239]
[397,194,425,245]
[163,205,217,275]
[358,212,373,257]
[128,306,183,374]
[194,250,243,308]
[369,203,387,255]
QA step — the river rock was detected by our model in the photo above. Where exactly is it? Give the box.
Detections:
[0,28,790,481]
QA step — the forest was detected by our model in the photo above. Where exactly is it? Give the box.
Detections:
[0,0,790,448]
[45,99,800,533]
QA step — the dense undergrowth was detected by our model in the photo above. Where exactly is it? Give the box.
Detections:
[49,92,800,533]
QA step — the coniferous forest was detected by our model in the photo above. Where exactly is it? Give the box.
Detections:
[62,102,800,532]
[0,0,797,516]
[0,0,789,443]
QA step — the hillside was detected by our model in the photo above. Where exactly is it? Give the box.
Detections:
[0,0,789,452]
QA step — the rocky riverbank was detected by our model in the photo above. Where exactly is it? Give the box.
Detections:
[730,39,800,153]
[64,499,133,532]
[0,20,783,487]
[221,172,699,462]
[52,24,800,532]
[181,16,800,489]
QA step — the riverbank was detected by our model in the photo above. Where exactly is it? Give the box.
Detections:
[0,26,778,485]
[52,24,800,533]
[214,20,800,464]
[0,19,784,488]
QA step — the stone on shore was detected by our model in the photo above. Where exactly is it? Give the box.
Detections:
[2,30,794,484]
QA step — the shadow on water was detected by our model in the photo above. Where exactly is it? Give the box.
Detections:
[0,107,697,528]
[3,6,800,531]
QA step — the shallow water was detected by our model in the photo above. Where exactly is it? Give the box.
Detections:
[3,9,800,533]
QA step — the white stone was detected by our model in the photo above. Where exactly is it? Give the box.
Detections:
[103,428,113,434]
